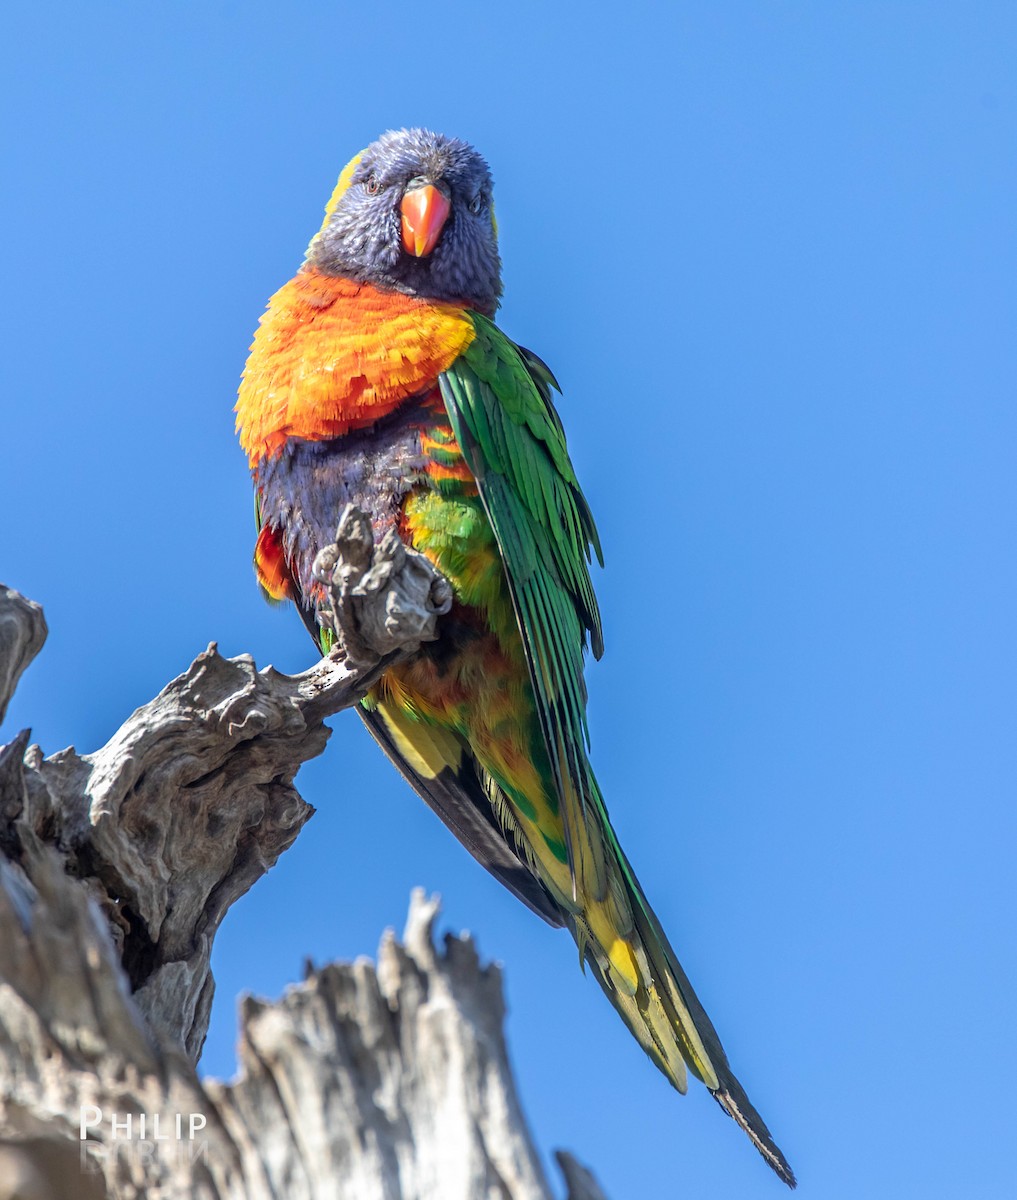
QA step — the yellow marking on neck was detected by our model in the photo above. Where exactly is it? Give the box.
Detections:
[312,150,364,244]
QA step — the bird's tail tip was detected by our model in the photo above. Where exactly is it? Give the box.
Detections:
[712,1083,797,1189]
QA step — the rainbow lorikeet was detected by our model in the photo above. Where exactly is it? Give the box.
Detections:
[236,128,794,1187]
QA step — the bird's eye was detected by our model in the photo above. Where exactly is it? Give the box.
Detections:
[364,174,381,196]
[468,193,485,215]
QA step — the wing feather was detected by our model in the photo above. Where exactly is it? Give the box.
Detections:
[439,316,603,890]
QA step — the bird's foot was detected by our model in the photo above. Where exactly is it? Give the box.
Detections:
[312,504,453,669]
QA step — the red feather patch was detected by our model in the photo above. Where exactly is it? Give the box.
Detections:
[254,523,294,601]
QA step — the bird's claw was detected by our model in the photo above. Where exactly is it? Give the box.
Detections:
[312,504,453,668]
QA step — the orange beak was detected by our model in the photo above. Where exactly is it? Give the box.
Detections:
[400,183,451,258]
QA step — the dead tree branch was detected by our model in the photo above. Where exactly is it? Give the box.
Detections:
[0,511,611,1200]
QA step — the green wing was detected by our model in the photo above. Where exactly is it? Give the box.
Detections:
[439,314,604,886]
[438,318,794,1187]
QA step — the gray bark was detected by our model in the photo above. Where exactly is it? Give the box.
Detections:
[0,515,610,1200]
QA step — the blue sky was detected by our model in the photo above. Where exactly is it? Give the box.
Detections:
[3,3,1016,1196]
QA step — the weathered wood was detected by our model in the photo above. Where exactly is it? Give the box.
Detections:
[0,588,46,727]
[206,892,572,1200]
[0,544,611,1200]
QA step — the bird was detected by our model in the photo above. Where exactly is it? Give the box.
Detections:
[235,128,794,1187]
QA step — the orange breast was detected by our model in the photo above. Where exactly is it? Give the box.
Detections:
[236,269,476,464]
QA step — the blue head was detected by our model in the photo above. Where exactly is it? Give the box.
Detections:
[307,129,502,316]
